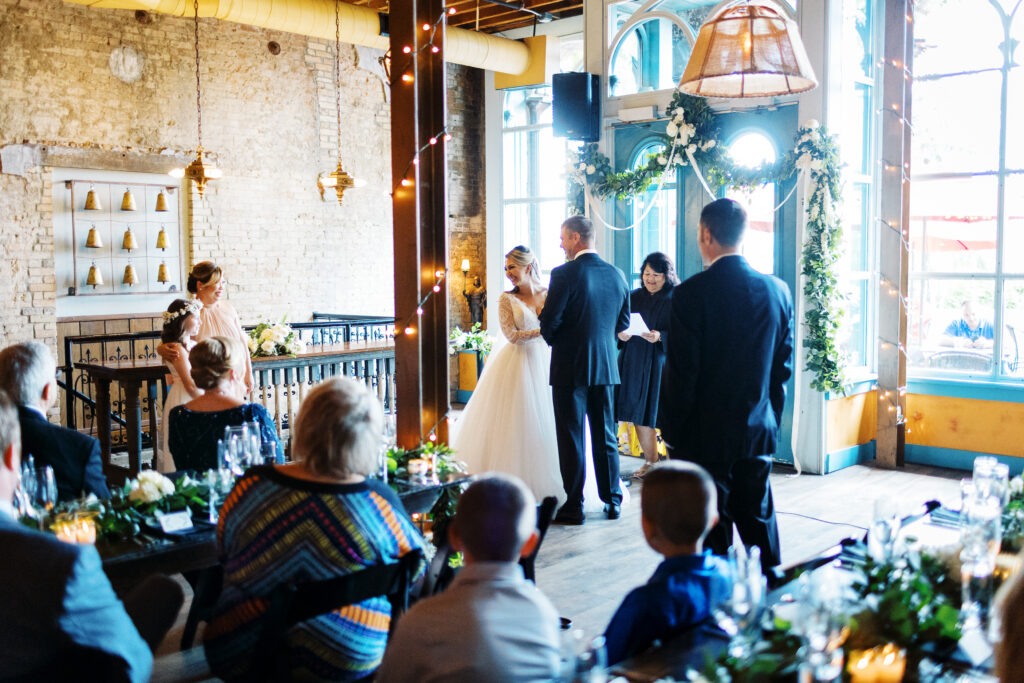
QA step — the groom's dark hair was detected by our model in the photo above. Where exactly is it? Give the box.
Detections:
[452,474,537,562]
[562,215,595,244]
[700,198,747,247]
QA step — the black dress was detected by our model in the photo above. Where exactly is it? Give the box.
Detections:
[615,284,673,427]
[168,403,284,472]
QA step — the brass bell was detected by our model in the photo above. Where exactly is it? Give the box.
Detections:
[155,226,167,250]
[84,186,101,211]
[157,261,169,284]
[86,263,103,287]
[85,224,102,248]
[121,227,138,251]
[122,263,138,286]
[120,188,137,211]
[155,190,169,212]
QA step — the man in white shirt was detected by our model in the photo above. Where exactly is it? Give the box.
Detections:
[377,474,562,682]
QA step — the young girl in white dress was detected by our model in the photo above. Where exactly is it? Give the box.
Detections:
[156,299,204,472]
[453,246,627,512]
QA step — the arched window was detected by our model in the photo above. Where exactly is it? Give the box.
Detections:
[606,1,701,98]
[630,141,676,286]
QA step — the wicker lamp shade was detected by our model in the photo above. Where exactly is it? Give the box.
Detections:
[679,1,817,98]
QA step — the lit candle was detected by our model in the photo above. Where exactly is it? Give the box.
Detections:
[55,522,77,544]
[875,645,905,683]
[407,459,428,476]
[75,519,97,544]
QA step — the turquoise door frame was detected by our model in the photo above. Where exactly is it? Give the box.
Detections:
[609,104,799,464]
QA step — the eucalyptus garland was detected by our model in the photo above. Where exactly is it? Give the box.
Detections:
[566,91,847,393]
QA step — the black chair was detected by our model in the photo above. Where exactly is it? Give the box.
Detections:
[180,565,223,649]
[245,548,424,681]
[519,495,558,583]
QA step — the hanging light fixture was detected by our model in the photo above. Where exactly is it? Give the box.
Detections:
[84,185,101,211]
[122,263,138,286]
[85,223,103,248]
[120,187,137,211]
[157,261,170,284]
[679,0,817,98]
[155,190,169,211]
[317,0,365,206]
[156,225,168,250]
[170,0,222,197]
[86,262,103,288]
[121,226,138,251]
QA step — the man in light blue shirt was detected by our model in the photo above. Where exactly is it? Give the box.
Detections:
[0,388,179,682]
[377,474,561,682]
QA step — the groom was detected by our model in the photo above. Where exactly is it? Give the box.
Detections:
[540,215,630,524]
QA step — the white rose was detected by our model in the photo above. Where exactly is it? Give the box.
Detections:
[687,144,697,155]
[578,162,587,170]
[674,109,685,122]
[261,340,277,354]
[665,122,678,137]
[705,139,716,149]
[586,164,596,174]
[657,155,668,165]
[797,154,812,171]
[803,119,820,130]
[246,336,258,352]
[129,480,163,503]
[1010,476,1023,494]
[810,159,824,171]
[287,341,302,355]
[259,328,274,342]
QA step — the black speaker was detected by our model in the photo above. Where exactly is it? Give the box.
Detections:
[553,72,601,142]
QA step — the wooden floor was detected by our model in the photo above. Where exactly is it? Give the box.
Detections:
[151,457,966,681]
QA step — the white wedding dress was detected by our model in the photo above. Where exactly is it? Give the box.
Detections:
[452,292,628,512]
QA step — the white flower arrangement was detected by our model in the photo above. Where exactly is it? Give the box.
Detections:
[128,470,176,504]
[247,317,302,358]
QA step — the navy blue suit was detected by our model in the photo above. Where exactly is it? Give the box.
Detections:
[539,252,630,511]
[18,406,109,502]
[660,255,793,567]
[0,513,152,682]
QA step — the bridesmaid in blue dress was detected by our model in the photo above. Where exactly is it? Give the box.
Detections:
[168,336,283,471]
[615,252,677,479]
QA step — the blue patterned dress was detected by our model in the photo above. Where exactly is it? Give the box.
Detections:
[203,466,425,681]
[167,403,284,472]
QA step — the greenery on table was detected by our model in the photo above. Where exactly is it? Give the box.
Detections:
[448,322,493,356]
[691,547,963,682]
[386,441,469,547]
[1002,475,1024,553]
[566,91,848,394]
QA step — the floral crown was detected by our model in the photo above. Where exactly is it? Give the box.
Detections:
[162,300,203,324]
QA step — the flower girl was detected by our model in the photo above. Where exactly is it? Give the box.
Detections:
[156,299,204,472]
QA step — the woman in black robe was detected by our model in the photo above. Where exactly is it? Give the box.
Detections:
[615,252,678,479]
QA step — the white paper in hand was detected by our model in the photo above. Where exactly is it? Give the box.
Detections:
[623,313,649,336]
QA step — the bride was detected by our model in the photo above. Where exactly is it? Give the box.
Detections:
[452,245,627,512]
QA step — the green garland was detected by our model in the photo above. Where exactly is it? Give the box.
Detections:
[566,91,847,394]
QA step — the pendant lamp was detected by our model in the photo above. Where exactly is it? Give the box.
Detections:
[84,185,101,211]
[679,0,817,98]
[86,262,103,288]
[85,224,103,248]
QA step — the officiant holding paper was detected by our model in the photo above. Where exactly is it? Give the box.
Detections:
[615,252,677,480]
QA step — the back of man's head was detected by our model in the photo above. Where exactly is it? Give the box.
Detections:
[0,342,55,407]
[0,389,19,458]
[562,215,595,245]
[641,462,717,547]
[452,474,537,562]
[700,198,747,248]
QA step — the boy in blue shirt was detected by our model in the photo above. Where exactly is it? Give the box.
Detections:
[604,461,730,664]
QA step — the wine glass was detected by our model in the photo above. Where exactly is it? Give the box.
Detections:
[559,629,607,683]
[19,463,38,505]
[796,569,849,681]
[712,545,766,661]
[39,466,58,513]
[868,498,900,562]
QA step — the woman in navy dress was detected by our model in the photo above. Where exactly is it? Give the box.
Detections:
[615,252,677,479]
[168,336,283,471]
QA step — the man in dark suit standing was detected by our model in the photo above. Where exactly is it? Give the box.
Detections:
[540,215,630,524]
[0,341,109,502]
[0,388,183,682]
[660,199,793,568]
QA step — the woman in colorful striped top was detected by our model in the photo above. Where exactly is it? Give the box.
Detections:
[203,377,425,682]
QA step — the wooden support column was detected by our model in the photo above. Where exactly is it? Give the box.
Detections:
[391,0,450,449]
[876,0,913,467]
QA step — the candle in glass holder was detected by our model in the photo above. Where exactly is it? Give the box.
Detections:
[74,518,97,544]
[874,644,905,683]
[407,459,428,477]
[54,521,77,544]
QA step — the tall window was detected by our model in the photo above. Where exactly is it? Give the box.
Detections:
[726,132,778,276]
[501,36,585,275]
[606,1,705,98]
[629,141,676,286]
[835,0,878,372]
[908,0,1023,380]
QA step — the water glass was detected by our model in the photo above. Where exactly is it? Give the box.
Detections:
[796,570,849,681]
[19,462,38,503]
[973,456,999,499]
[39,466,58,513]
[559,630,606,683]
[205,470,219,524]
[260,440,277,465]
[868,498,900,562]
[713,545,766,661]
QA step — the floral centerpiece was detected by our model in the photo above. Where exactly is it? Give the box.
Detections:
[246,317,302,358]
[387,442,469,547]
[448,322,493,356]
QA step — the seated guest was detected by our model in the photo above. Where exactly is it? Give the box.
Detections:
[941,299,994,349]
[0,341,109,501]
[203,377,425,681]
[167,336,282,471]
[377,474,561,683]
[0,389,183,682]
[603,461,729,665]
